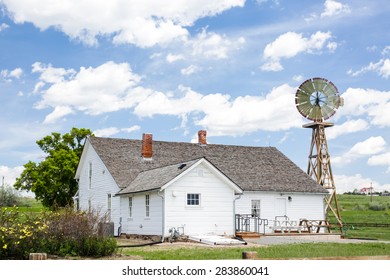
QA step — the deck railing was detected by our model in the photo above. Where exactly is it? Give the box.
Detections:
[235,214,269,234]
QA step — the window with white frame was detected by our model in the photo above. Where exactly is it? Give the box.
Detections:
[88,162,92,189]
[187,193,200,206]
[145,194,150,217]
[251,200,260,217]
[128,197,133,217]
[107,194,112,214]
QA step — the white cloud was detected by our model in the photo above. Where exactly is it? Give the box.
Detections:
[154,29,245,66]
[134,83,302,136]
[43,106,75,124]
[382,46,390,56]
[261,60,283,72]
[196,84,302,135]
[333,136,387,165]
[9,68,23,79]
[327,119,369,140]
[348,59,390,79]
[93,125,141,137]
[32,62,76,85]
[334,174,389,193]
[166,53,184,63]
[0,165,24,186]
[305,0,350,22]
[190,28,245,60]
[256,0,280,5]
[368,152,390,173]
[320,0,350,18]
[181,65,201,76]
[349,136,386,155]
[327,41,338,52]
[0,23,9,32]
[338,87,390,127]
[93,127,120,137]
[33,61,153,122]
[31,61,310,136]
[1,67,23,80]
[261,31,334,71]
[1,0,245,47]
[380,59,390,78]
[348,46,390,79]
[292,75,304,82]
[121,125,141,134]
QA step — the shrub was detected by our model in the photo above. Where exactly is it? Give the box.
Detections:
[0,186,21,207]
[43,208,117,258]
[0,206,48,259]
[353,204,365,211]
[0,207,116,259]
[368,202,386,211]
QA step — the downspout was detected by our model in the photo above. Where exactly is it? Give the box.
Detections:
[233,192,243,237]
[157,190,165,242]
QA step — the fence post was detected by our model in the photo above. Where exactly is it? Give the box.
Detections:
[29,253,47,260]
[242,251,258,259]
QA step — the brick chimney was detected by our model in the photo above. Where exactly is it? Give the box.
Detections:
[141,133,153,159]
[198,130,207,145]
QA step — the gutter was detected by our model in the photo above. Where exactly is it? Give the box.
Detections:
[157,189,165,243]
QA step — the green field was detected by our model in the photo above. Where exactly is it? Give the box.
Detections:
[16,197,46,212]
[337,195,390,240]
[120,242,390,260]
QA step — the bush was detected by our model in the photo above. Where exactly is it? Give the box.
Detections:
[368,202,386,211]
[0,207,117,259]
[353,204,365,211]
[43,208,117,258]
[0,206,47,259]
[0,186,20,207]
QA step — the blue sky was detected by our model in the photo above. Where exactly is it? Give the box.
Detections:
[0,0,389,193]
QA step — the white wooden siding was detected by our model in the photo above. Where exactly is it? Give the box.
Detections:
[164,163,236,236]
[120,192,163,235]
[77,143,121,235]
[236,191,325,233]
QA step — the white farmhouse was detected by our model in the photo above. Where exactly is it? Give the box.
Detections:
[74,131,326,238]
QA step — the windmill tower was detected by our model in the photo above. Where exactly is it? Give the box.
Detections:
[295,77,344,232]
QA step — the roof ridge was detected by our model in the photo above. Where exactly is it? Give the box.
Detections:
[90,135,277,149]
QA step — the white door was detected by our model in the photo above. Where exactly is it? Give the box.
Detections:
[275,198,287,218]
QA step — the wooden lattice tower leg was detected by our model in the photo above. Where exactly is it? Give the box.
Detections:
[304,122,343,232]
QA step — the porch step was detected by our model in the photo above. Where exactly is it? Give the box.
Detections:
[236,232,261,238]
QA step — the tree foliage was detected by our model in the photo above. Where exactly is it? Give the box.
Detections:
[14,128,93,209]
[0,185,21,207]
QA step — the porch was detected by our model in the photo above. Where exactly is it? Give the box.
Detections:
[235,214,334,237]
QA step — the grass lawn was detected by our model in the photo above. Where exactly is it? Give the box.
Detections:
[336,195,390,240]
[17,197,46,213]
[120,242,390,260]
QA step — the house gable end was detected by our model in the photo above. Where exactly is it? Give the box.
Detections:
[75,137,91,180]
[160,158,243,194]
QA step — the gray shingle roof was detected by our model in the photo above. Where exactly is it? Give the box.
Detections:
[88,136,325,194]
[117,158,200,195]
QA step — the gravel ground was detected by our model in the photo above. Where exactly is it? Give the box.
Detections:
[244,234,390,245]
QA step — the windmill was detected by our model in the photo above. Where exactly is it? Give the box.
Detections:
[295,77,344,232]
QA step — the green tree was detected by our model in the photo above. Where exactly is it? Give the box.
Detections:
[14,128,93,209]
